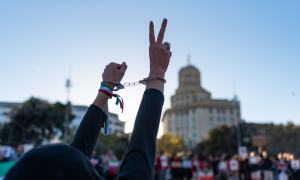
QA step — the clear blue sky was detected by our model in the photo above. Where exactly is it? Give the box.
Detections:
[1,1,299,137]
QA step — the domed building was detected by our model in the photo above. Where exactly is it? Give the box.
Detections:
[162,61,241,149]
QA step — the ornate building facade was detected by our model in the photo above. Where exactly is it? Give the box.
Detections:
[162,64,241,148]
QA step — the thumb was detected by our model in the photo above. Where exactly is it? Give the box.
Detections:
[120,62,127,72]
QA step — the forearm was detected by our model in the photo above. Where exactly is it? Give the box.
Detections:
[146,79,164,93]
[70,92,108,159]
[117,89,164,180]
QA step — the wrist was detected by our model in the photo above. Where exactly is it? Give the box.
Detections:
[102,82,115,90]
[148,70,165,78]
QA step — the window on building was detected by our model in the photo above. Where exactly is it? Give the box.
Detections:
[194,95,197,101]
[222,109,226,114]
[177,98,179,102]
[230,110,234,114]
[193,125,196,129]
[181,127,184,131]
[176,127,179,131]
[209,117,213,121]
[181,112,184,116]
[186,96,189,99]
[182,134,184,138]
[209,124,214,129]
[186,118,189,123]
[230,118,234,122]
[193,133,197,138]
[192,109,196,114]
[217,117,221,122]
[186,133,190,138]
[223,117,226,122]
[193,117,196,122]
[176,119,180,124]
[209,109,213,113]
[168,120,172,125]
[186,111,189,115]
[0,112,4,117]
[186,126,189,130]
[181,119,184,123]
[217,109,220,114]
[168,128,172,132]
[169,113,172,117]
[181,97,184,100]
[176,112,179,116]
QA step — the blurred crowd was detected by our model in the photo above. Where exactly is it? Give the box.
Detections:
[0,144,25,162]
[153,151,300,180]
[90,149,124,180]
[1,145,300,180]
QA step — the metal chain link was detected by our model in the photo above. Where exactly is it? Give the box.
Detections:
[123,81,141,87]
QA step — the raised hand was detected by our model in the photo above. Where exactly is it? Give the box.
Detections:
[149,19,172,78]
[102,62,127,89]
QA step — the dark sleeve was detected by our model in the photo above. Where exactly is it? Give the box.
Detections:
[70,104,107,159]
[117,89,164,180]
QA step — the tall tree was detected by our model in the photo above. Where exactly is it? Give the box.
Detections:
[0,97,74,147]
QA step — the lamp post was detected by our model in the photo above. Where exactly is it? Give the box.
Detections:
[63,78,71,144]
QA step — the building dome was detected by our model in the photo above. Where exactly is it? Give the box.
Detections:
[178,65,201,88]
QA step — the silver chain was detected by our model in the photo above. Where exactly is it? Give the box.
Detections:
[123,81,141,87]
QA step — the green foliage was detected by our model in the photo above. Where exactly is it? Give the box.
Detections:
[0,97,74,147]
[240,122,300,157]
[194,125,237,157]
[94,132,131,160]
[194,122,300,158]
[156,133,186,155]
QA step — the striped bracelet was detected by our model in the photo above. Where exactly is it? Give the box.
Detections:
[98,84,124,135]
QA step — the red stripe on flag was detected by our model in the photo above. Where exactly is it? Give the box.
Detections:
[99,89,112,97]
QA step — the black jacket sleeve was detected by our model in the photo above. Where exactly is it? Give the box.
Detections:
[117,89,164,180]
[70,104,107,159]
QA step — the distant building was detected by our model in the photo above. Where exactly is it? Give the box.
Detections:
[0,102,125,136]
[162,64,241,149]
[71,105,125,136]
[0,102,21,124]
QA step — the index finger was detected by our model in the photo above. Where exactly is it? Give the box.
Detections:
[149,21,155,44]
[157,19,167,45]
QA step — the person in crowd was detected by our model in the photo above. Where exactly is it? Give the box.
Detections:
[262,152,273,180]
[169,152,183,180]
[270,157,278,180]
[289,157,299,180]
[212,156,220,179]
[91,150,103,177]
[10,144,24,161]
[229,155,239,180]
[102,150,118,180]
[191,154,199,180]
[240,158,251,180]
[159,151,168,180]
[0,154,9,162]
[182,155,192,180]
[4,18,172,180]
[199,156,214,180]
[218,154,229,180]
[155,154,162,180]
[249,152,261,180]
[277,156,289,180]
[209,155,214,167]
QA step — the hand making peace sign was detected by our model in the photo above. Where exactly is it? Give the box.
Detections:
[149,19,172,78]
